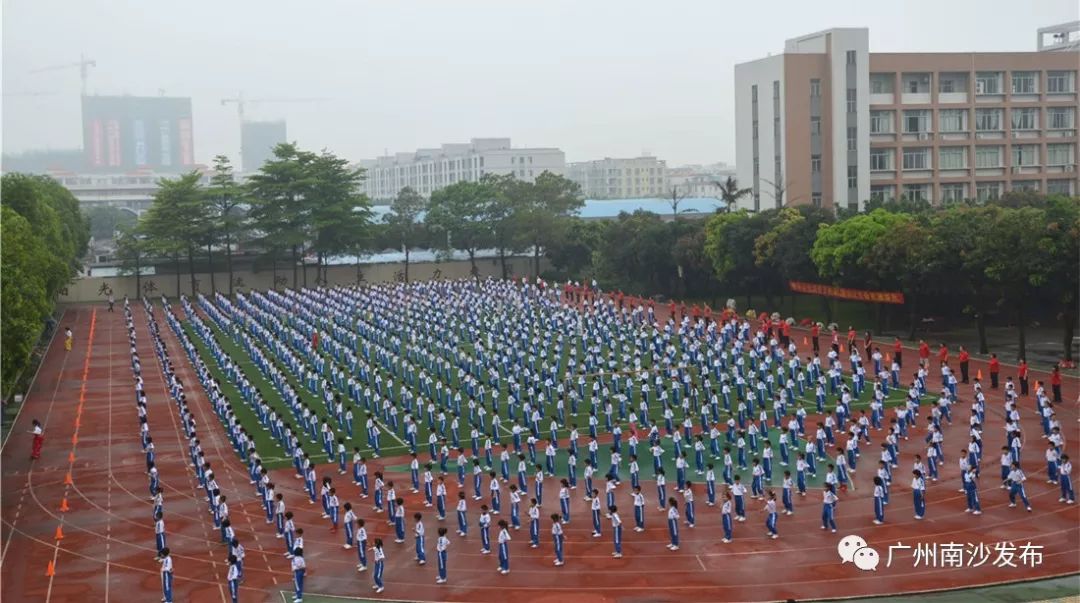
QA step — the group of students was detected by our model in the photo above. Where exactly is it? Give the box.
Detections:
[130,274,1072,600]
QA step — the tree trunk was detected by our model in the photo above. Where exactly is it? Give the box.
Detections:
[174,252,181,298]
[907,301,919,341]
[207,241,216,295]
[499,246,508,279]
[533,244,541,278]
[1016,299,1027,361]
[1063,308,1076,362]
[976,310,989,354]
[272,255,279,290]
[874,303,884,335]
[302,244,309,289]
[468,248,478,280]
[134,252,142,299]
[187,244,197,296]
[356,253,363,285]
[225,231,233,297]
[291,245,299,289]
[820,296,833,326]
[404,246,410,283]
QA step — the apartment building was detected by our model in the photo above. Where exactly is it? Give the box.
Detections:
[566,156,667,199]
[359,138,565,201]
[735,26,1079,211]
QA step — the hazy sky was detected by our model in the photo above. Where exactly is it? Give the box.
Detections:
[3,0,1077,167]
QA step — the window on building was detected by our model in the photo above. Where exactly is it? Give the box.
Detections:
[847,126,857,151]
[1011,71,1038,94]
[870,73,894,94]
[938,72,968,94]
[1047,71,1077,93]
[1048,107,1075,130]
[847,165,857,189]
[939,109,967,133]
[846,89,857,113]
[870,148,893,171]
[940,183,966,203]
[976,181,1002,201]
[1047,179,1073,195]
[870,185,895,202]
[903,110,931,133]
[811,193,822,206]
[1011,108,1039,131]
[975,72,1002,94]
[902,73,931,94]
[975,146,1003,168]
[902,148,929,170]
[1011,144,1038,166]
[810,117,821,135]
[903,184,930,202]
[1012,180,1039,192]
[811,155,822,173]
[1047,143,1074,166]
[810,79,821,98]
[939,147,966,170]
[870,111,894,134]
[975,108,1003,131]
[846,50,856,65]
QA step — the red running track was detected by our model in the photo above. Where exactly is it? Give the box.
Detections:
[2,304,1077,602]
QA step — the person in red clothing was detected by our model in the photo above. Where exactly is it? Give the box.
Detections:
[989,353,1001,389]
[29,419,44,460]
[312,330,320,351]
[1018,359,1030,396]
[781,321,792,348]
[937,343,949,367]
[918,340,930,364]
[957,346,970,384]
[831,328,840,354]
[668,301,677,322]
[1050,366,1063,404]
[863,330,873,361]
[893,337,904,368]
[846,327,857,352]
[811,323,821,354]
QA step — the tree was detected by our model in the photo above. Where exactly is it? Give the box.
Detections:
[1,206,52,395]
[520,172,583,277]
[384,186,428,282]
[207,155,245,296]
[425,181,491,276]
[246,143,317,288]
[704,209,777,306]
[663,185,690,219]
[115,226,148,297]
[713,176,752,212]
[930,205,999,352]
[85,205,137,240]
[1043,196,1080,361]
[546,218,607,281]
[593,211,680,295]
[306,150,372,286]
[140,171,208,296]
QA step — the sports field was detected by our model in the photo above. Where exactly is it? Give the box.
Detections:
[1,279,1077,603]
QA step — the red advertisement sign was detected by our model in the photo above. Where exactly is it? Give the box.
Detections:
[789,281,905,304]
[178,118,193,165]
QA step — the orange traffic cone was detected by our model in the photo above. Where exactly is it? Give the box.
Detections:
[64,472,73,486]
[885,353,892,364]
[55,525,64,540]
[977,369,983,380]
[45,561,55,576]
[803,336,809,346]
[59,498,69,513]
[840,344,845,353]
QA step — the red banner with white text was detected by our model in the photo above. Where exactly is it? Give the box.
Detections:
[789,281,905,304]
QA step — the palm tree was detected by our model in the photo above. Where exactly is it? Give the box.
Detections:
[713,176,752,212]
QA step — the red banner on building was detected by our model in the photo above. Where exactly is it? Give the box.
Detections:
[789,281,905,304]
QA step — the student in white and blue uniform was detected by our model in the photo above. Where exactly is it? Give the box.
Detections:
[550,513,565,565]
[1059,454,1075,504]
[497,520,512,574]
[821,484,838,532]
[226,554,240,603]
[666,498,680,550]
[610,505,624,558]
[911,469,926,519]
[413,512,427,564]
[435,527,450,583]
[1006,463,1032,511]
[479,506,493,554]
[764,491,779,539]
[154,511,167,554]
[781,471,794,514]
[872,476,886,524]
[371,539,385,593]
[157,547,174,603]
[720,492,734,543]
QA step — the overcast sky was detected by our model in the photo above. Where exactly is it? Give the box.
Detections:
[3,0,1077,167]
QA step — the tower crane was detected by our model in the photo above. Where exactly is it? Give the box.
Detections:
[28,54,96,96]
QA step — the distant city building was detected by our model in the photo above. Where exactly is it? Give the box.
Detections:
[46,168,211,216]
[359,138,565,201]
[735,26,1079,212]
[241,120,287,173]
[1,149,85,174]
[81,95,196,173]
[666,162,737,198]
[566,156,667,199]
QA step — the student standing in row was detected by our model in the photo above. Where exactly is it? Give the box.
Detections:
[551,513,565,566]
[372,539,386,593]
[497,520,512,574]
[157,547,174,603]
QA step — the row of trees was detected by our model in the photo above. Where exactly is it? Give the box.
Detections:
[540,193,1078,361]
[125,143,584,295]
[1,174,90,395]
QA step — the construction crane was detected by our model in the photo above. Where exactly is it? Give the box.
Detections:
[28,54,96,96]
[220,91,327,123]
[3,91,59,98]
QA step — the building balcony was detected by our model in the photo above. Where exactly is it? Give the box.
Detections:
[939,168,971,178]
[1046,163,1078,174]
[940,131,970,141]
[901,92,932,105]
[901,168,933,179]
[975,93,1005,103]
[1011,165,1043,175]
[901,131,934,143]
[870,132,897,143]
[975,130,1005,140]
[975,167,1006,177]
[870,170,896,181]
[869,93,895,105]
[1047,128,1077,139]
[1010,92,1040,103]
[1012,129,1042,140]
[938,92,968,104]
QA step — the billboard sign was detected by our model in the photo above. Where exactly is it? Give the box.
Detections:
[81,95,195,172]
